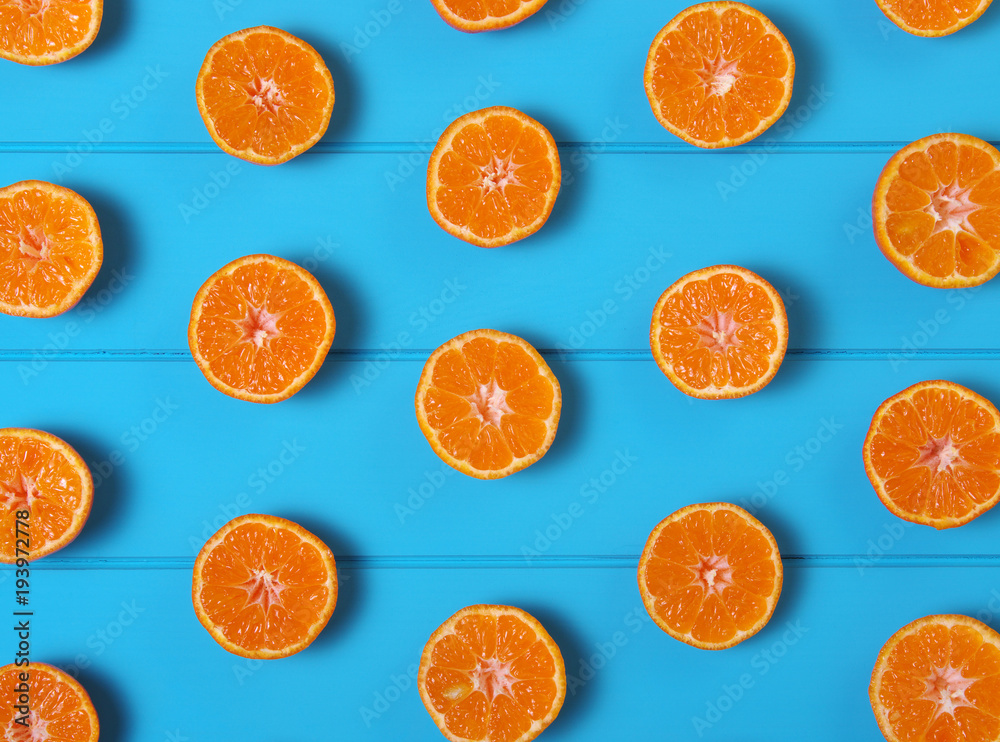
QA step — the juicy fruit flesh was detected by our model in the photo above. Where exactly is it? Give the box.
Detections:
[868,385,1000,524]
[194,260,330,397]
[656,271,780,392]
[422,335,556,473]
[0,666,94,741]
[200,30,331,161]
[880,0,989,32]
[876,619,1000,741]
[641,507,779,646]
[0,434,85,558]
[0,186,99,312]
[433,112,557,243]
[440,0,538,22]
[648,6,791,145]
[882,138,1000,281]
[0,0,98,60]
[424,612,560,742]
[198,521,332,653]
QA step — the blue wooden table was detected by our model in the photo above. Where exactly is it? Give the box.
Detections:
[4,1,1000,739]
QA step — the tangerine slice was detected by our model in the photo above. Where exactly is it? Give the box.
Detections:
[875,0,992,36]
[418,604,566,742]
[863,380,1000,529]
[637,502,783,650]
[429,0,548,32]
[0,428,93,563]
[196,26,335,165]
[188,254,335,404]
[0,180,102,318]
[870,615,1000,742]
[192,514,337,659]
[644,1,795,148]
[415,329,561,479]
[427,106,561,248]
[0,663,98,741]
[0,0,102,65]
[650,265,788,399]
[873,133,1000,288]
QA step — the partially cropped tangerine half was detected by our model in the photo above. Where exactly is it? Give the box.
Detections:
[638,502,783,650]
[875,0,992,36]
[196,26,335,165]
[644,2,795,148]
[429,0,547,32]
[415,329,561,479]
[0,663,98,741]
[864,380,1000,530]
[873,133,1000,288]
[871,615,1000,742]
[192,513,337,659]
[418,604,566,742]
[0,0,102,65]
[650,265,788,399]
[188,254,335,404]
[427,106,561,248]
[0,428,93,563]
[0,180,102,318]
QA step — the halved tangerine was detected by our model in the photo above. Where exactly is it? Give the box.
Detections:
[418,604,566,742]
[196,26,335,165]
[188,254,335,404]
[0,662,98,741]
[429,0,548,32]
[870,614,1000,742]
[0,180,102,318]
[650,265,788,399]
[874,0,992,36]
[192,513,337,659]
[415,329,561,479]
[863,380,1000,529]
[644,2,795,148]
[873,133,1000,288]
[638,502,783,650]
[427,106,561,248]
[0,428,93,563]
[0,0,103,65]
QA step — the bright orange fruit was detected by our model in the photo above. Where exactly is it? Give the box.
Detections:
[638,502,782,650]
[0,0,102,65]
[0,428,93,563]
[0,180,102,318]
[188,254,335,404]
[418,604,566,742]
[196,26,335,165]
[415,329,561,479]
[870,614,1000,742]
[0,663,98,741]
[863,380,1000,529]
[427,106,561,248]
[429,0,548,32]
[650,265,788,399]
[875,0,992,36]
[873,133,1000,288]
[644,1,795,148]
[192,513,337,659]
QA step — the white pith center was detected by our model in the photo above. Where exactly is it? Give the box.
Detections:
[247,77,285,115]
[695,554,732,596]
[17,710,49,741]
[700,55,740,97]
[468,381,513,428]
[237,304,281,348]
[916,435,960,474]
[18,225,50,262]
[239,569,286,612]
[926,182,977,235]
[480,155,521,194]
[470,657,516,702]
[921,665,975,720]
[0,475,37,511]
[697,311,742,353]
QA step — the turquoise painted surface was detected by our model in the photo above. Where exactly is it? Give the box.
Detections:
[2,1,1000,740]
